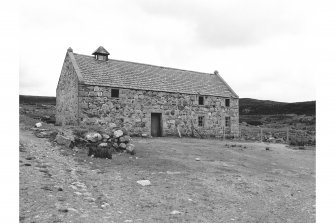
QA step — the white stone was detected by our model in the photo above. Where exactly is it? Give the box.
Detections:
[136,180,151,186]
[85,132,102,142]
[35,122,42,128]
[170,210,181,215]
[102,134,110,139]
[195,158,200,161]
[114,130,123,138]
[126,144,135,154]
[98,143,108,147]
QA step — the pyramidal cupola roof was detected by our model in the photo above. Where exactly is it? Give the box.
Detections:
[92,46,110,55]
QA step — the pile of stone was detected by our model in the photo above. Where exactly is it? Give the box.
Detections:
[84,128,136,158]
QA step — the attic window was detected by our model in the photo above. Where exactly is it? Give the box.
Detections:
[111,89,119,98]
[97,55,107,61]
[198,116,204,127]
[199,96,204,105]
[225,98,230,107]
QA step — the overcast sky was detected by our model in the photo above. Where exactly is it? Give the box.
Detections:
[20,0,333,102]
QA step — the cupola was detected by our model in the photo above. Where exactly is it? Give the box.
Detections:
[92,46,110,61]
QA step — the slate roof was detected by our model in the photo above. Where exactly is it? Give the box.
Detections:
[71,52,238,98]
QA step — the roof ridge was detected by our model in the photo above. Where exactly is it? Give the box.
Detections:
[73,53,213,76]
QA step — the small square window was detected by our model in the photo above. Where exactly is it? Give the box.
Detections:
[225,116,231,127]
[198,116,204,127]
[111,89,119,98]
[199,96,204,105]
[225,98,230,107]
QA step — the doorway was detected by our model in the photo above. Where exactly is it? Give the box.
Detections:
[151,113,162,137]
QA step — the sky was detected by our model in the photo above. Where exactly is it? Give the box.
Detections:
[19,0,333,102]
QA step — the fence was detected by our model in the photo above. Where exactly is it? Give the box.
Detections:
[222,124,316,146]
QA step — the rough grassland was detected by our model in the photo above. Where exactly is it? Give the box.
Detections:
[19,106,315,222]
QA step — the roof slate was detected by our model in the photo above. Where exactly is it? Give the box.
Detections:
[72,53,238,98]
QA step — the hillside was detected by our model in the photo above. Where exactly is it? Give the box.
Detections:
[19,95,316,116]
[239,98,315,116]
[19,95,56,105]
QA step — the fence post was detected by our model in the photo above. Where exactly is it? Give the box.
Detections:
[260,127,263,142]
[286,127,289,144]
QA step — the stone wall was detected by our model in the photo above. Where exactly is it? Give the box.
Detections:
[56,53,79,125]
[78,85,239,137]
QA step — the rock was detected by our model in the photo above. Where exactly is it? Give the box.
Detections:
[119,143,127,149]
[102,134,110,139]
[35,122,42,128]
[112,143,119,148]
[141,133,148,138]
[98,143,108,147]
[84,197,96,202]
[55,134,73,147]
[266,147,270,151]
[119,136,126,143]
[67,208,79,213]
[85,132,102,142]
[114,130,123,138]
[195,158,200,161]
[73,147,79,152]
[108,123,117,128]
[124,135,131,143]
[74,191,82,196]
[137,180,151,186]
[170,210,181,215]
[34,130,56,138]
[126,144,135,155]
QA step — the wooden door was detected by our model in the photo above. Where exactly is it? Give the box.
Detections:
[151,113,162,137]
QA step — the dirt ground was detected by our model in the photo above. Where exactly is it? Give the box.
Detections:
[19,115,315,222]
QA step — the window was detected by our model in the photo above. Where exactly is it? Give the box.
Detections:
[198,116,204,127]
[111,89,119,98]
[225,116,231,128]
[97,55,106,61]
[225,98,230,107]
[199,96,204,105]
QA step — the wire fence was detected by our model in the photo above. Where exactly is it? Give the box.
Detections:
[222,125,316,146]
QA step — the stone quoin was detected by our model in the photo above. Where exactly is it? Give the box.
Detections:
[56,46,239,138]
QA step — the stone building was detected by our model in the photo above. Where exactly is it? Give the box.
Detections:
[56,46,239,137]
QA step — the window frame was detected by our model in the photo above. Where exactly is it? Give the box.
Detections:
[198,116,205,127]
[225,98,230,107]
[111,88,120,98]
[198,96,204,105]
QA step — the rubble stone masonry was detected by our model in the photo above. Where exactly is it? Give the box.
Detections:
[77,85,239,137]
[56,54,79,125]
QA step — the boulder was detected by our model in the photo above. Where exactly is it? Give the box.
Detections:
[85,132,102,142]
[35,122,42,128]
[102,134,110,139]
[113,130,123,138]
[34,130,56,138]
[126,144,135,155]
[136,180,151,186]
[112,143,119,148]
[119,143,126,149]
[141,133,149,138]
[55,134,74,147]
[98,143,108,147]
[124,135,131,143]
[119,137,125,143]
[108,123,117,129]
